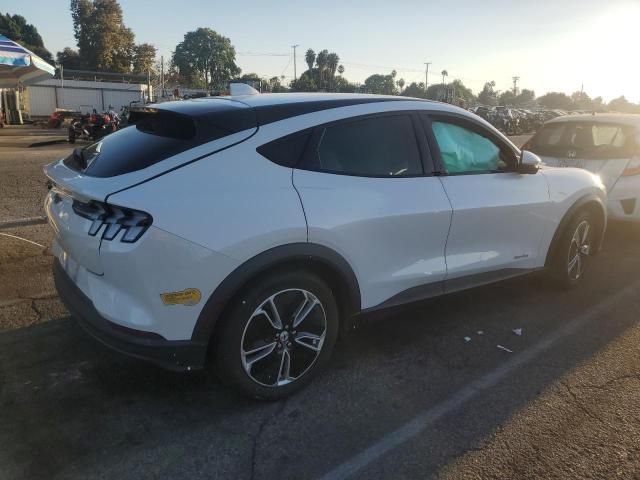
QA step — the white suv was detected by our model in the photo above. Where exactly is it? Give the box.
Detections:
[45,93,606,399]
[524,114,640,222]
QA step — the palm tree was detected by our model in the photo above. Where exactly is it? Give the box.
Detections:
[337,65,344,76]
[327,52,340,90]
[315,49,329,89]
[305,49,316,73]
[441,69,448,85]
[397,78,405,94]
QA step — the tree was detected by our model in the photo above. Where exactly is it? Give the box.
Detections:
[403,82,426,98]
[499,90,517,105]
[569,90,595,111]
[478,81,498,106]
[537,92,573,110]
[363,72,397,95]
[397,78,405,94]
[172,28,241,89]
[315,49,329,89]
[290,70,317,92]
[132,43,156,74]
[70,0,136,72]
[592,96,605,112]
[327,52,339,89]
[516,88,536,106]
[56,47,82,69]
[305,49,316,73]
[0,12,54,65]
[608,96,640,113]
[441,69,448,84]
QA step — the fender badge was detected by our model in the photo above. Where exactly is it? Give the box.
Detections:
[160,288,202,306]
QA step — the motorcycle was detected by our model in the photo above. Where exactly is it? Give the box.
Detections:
[68,109,117,144]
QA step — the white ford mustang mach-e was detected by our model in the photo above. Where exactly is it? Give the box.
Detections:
[45,93,606,399]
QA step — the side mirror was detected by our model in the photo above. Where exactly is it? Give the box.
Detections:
[518,150,541,174]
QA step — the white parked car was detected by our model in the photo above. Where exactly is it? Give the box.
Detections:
[524,114,640,222]
[45,93,606,399]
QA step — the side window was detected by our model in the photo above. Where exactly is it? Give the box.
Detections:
[431,121,504,174]
[313,115,423,177]
[257,129,312,167]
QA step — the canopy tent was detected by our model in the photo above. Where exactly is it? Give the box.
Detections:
[0,34,55,87]
[0,35,55,124]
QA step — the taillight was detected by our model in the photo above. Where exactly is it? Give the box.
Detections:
[72,200,152,243]
[622,159,640,177]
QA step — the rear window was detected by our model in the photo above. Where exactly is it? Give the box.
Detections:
[65,103,256,178]
[530,122,636,159]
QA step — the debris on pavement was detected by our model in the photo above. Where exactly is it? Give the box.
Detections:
[513,328,523,336]
[477,330,484,335]
[497,344,514,353]
[464,336,472,342]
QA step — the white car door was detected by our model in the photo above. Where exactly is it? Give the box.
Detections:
[422,114,552,289]
[292,112,453,310]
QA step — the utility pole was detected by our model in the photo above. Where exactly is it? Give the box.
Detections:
[512,76,520,95]
[160,55,165,98]
[424,62,431,94]
[292,44,300,82]
[147,69,151,103]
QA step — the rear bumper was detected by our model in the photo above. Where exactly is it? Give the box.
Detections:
[53,259,207,371]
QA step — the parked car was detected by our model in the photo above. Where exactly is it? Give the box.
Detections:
[523,114,640,222]
[45,93,606,399]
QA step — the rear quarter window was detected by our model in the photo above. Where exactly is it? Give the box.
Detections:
[256,129,312,167]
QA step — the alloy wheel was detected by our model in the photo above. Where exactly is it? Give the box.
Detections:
[240,289,327,387]
[567,220,591,281]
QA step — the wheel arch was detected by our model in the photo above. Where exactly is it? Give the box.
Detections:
[191,243,361,345]
[545,194,606,267]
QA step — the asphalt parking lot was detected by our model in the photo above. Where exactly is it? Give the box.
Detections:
[2,129,640,480]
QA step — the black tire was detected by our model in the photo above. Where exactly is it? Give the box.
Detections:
[68,128,76,144]
[214,271,339,400]
[549,210,595,288]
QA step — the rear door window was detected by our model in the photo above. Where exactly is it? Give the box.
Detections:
[304,114,423,177]
[531,122,635,159]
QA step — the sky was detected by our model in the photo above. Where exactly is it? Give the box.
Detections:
[8,0,640,102]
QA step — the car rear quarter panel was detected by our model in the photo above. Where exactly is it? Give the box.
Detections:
[106,141,308,262]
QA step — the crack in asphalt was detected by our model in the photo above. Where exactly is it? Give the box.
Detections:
[30,299,43,322]
[249,399,289,480]
[575,374,640,391]
[560,380,614,429]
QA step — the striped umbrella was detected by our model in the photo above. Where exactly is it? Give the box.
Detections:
[0,34,55,88]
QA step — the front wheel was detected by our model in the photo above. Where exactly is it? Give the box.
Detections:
[214,271,339,400]
[549,211,594,288]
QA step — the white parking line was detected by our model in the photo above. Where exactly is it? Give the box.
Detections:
[0,232,45,248]
[317,281,640,480]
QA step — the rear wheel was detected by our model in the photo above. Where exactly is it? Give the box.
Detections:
[549,211,594,288]
[214,271,339,400]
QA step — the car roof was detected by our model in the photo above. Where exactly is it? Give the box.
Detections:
[546,113,640,128]
[150,92,465,127]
